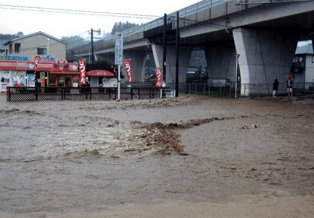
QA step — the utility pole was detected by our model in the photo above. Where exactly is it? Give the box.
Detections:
[91,28,95,63]
[162,13,167,87]
[175,11,180,97]
[90,28,101,64]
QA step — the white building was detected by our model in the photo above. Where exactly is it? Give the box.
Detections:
[292,43,314,90]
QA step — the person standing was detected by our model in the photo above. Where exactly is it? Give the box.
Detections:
[286,78,293,97]
[272,79,279,97]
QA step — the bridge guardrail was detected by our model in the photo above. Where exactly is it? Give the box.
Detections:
[68,0,231,53]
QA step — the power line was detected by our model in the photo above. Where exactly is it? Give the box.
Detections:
[0,4,160,19]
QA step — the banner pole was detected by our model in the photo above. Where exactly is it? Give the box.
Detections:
[118,64,121,99]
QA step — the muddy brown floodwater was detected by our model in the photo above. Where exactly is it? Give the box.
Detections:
[0,94,314,218]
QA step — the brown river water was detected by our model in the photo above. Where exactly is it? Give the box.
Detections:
[1,94,314,217]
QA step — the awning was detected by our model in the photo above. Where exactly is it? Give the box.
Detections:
[86,70,115,77]
[49,71,80,75]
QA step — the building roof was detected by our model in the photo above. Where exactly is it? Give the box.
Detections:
[295,43,313,55]
[3,31,67,46]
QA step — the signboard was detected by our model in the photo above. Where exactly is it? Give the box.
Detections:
[0,71,11,93]
[0,55,55,63]
[79,59,86,85]
[123,59,132,83]
[115,33,123,65]
[156,67,162,87]
[55,59,68,71]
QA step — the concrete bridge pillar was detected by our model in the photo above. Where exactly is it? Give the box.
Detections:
[152,44,193,86]
[233,28,299,96]
[123,51,147,82]
[204,46,237,81]
[94,53,115,64]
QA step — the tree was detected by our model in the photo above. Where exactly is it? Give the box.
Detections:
[62,35,86,49]
[0,32,24,40]
[111,21,139,34]
[186,66,209,83]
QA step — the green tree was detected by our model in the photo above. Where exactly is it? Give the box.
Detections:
[62,35,86,49]
[111,21,139,34]
[186,66,209,83]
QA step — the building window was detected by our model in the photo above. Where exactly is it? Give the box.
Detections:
[37,48,47,55]
[312,55,314,63]
[14,43,21,53]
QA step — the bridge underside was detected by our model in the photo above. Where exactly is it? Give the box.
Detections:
[69,2,314,96]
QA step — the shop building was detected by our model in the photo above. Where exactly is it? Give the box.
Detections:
[1,31,85,92]
[0,55,80,92]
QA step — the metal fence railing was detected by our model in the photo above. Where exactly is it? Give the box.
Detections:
[6,87,161,102]
[166,82,314,97]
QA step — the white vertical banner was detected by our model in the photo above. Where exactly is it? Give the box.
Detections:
[115,33,123,65]
[115,33,123,99]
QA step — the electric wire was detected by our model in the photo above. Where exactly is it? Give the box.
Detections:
[0,4,159,19]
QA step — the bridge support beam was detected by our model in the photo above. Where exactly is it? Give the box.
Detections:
[204,46,237,82]
[123,51,147,83]
[152,44,193,87]
[233,28,299,96]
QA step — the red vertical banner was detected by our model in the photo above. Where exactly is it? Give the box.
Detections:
[123,59,132,83]
[79,59,86,85]
[156,67,162,87]
[34,56,41,70]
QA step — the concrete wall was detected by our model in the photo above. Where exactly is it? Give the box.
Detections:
[123,51,147,82]
[205,46,236,81]
[233,28,299,95]
[152,44,193,85]
[305,54,314,83]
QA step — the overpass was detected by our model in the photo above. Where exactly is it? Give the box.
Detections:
[68,0,314,95]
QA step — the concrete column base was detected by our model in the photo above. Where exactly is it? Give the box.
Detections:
[123,51,147,83]
[204,46,237,82]
[233,28,299,96]
[152,44,193,86]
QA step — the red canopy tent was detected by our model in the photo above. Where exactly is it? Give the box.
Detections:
[86,70,115,77]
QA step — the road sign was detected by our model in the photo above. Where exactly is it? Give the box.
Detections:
[115,33,123,65]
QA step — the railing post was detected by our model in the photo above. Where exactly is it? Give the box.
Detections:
[62,88,64,100]
[131,88,133,99]
[35,87,38,101]
[8,87,11,101]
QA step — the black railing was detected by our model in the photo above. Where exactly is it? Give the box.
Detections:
[6,87,161,102]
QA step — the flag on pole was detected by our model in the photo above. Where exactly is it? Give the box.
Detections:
[156,67,162,87]
[79,59,86,85]
[34,56,40,70]
[123,59,132,83]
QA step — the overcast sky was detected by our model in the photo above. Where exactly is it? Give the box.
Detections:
[0,0,201,39]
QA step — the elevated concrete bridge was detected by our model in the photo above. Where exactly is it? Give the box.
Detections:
[68,0,314,95]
